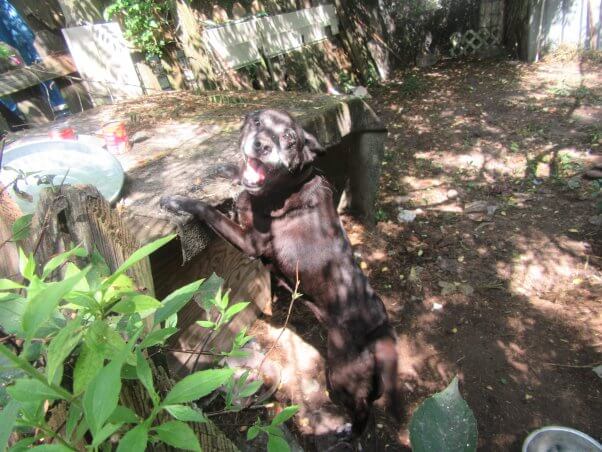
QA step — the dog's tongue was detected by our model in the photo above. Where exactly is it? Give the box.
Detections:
[243,158,265,185]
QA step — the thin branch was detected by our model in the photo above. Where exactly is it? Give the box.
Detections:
[258,261,301,373]
[542,361,602,368]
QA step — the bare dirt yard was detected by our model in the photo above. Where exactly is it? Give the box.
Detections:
[243,54,602,452]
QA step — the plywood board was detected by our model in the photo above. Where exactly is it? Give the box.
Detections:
[62,23,143,105]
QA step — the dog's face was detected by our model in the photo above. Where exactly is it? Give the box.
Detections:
[239,109,324,195]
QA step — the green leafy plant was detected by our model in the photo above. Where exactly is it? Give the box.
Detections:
[0,224,297,451]
[409,376,478,452]
[104,0,171,60]
[247,405,300,452]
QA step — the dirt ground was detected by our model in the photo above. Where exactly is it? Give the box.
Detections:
[243,54,602,451]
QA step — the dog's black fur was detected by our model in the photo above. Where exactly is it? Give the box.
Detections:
[161,109,400,434]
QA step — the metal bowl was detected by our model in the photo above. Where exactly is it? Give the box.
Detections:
[1,135,124,214]
[523,426,602,452]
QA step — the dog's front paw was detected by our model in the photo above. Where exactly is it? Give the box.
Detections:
[160,195,194,215]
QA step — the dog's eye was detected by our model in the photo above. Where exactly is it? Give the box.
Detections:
[253,140,261,149]
[262,145,271,155]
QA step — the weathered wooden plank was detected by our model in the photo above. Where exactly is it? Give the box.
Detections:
[0,54,77,97]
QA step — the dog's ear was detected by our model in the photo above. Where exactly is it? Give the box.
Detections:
[300,129,325,166]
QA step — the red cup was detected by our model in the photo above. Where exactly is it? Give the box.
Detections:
[49,127,77,140]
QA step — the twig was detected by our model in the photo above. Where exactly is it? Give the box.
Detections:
[166,348,222,356]
[542,361,601,368]
[258,261,301,373]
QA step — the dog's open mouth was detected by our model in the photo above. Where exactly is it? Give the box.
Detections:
[242,158,266,190]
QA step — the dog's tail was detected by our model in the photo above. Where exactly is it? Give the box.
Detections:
[373,324,402,421]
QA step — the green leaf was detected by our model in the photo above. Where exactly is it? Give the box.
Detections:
[239,379,263,398]
[136,349,158,403]
[42,247,88,280]
[154,279,204,326]
[195,273,223,311]
[0,399,20,450]
[73,342,104,395]
[163,368,234,404]
[18,248,35,281]
[9,436,36,452]
[267,433,291,452]
[139,327,178,348]
[0,296,26,335]
[65,404,82,440]
[0,279,24,290]
[92,422,124,448]
[86,320,126,359]
[154,421,201,451]
[117,424,148,452]
[247,425,261,440]
[409,376,478,452]
[22,266,90,339]
[224,302,250,321]
[29,446,73,451]
[46,318,83,384]
[7,378,66,402]
[196,320,216,329]
[109,405,139,424]
[11,214,32,241]
[83,357,124,435]
[103,234,176,290]
[271,405,299,426]
[112,294,161,318]
[163,404,207,422]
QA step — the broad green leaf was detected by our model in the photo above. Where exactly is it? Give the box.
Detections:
[7,378,66,402]
[103,234,176,289]
[86,320,126,358]
[11,214,32,241]
[46,318,83,383]
[139,327,178,348]
[65,404,82,440]
[0,399,20,450]
[239,379,263,398]
[154,420,201,451]
[117,424,148,452]
[29,446,73,451]
[0,279,24,290]
[63,262,90,292]
[73,342,104,395]
[267,433,291,452]
[196,320,216,329]
[83,357,124,435]
[18,248,35,281]
[163,367,234,404]
[154,279,204,326]
[22,267,90,339]
[92,422,124,447]
[87,250,110,291]
[136,349,158,403]
[63,291,98,311]
[109,405,139,424]
[163,404,207,422]
[164,312,178,328]
[0,296,26,335]
[409,376,478,452]
[9,436,36,452]
[247,425,261,440]
[103,274,135,303]
[271,405,299,426]
[224,302,250,321]
[112,294,161,318]
[0,292,21,302]
[195,273,223,311]
[42,247,88,280]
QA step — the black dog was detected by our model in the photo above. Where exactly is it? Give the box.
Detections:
[161,109,400,434]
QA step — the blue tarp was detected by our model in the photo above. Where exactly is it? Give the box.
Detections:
[0,0,68,121]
